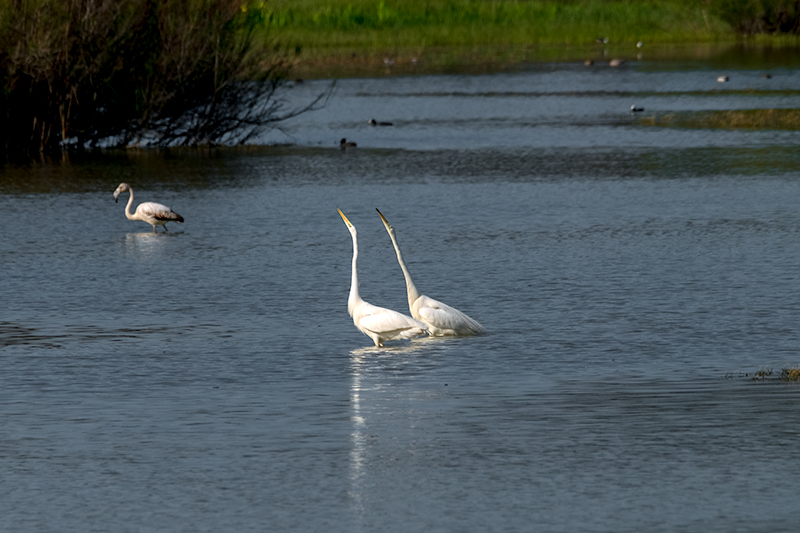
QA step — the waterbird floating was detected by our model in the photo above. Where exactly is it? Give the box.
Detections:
[631,105,644,112]
[717,75,729,82]
[376,208,486,336]
[368,118,393,126]
[338,208,429,347]
[340,138,357,150]
[113,183,184,233]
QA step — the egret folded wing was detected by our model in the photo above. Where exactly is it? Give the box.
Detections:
[360,310,420,333]
[417,298,486,335]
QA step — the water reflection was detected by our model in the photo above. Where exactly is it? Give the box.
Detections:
[348,352,368,517]
[4,57,800,531]
[117,231,175,260]
[347,338,442,516]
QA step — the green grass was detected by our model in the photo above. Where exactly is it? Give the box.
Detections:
[258,0,733,67]
[250,1,800,77]
[264,0,729,47]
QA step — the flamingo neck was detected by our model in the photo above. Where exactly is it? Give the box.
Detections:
[124,190,136,220]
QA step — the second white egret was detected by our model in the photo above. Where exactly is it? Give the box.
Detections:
[376,209,486,336]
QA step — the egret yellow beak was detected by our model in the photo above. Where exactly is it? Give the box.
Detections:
[376,208,392,230]
[337,208,352,227]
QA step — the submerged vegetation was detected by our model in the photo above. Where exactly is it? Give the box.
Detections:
[731,367,800,381]
[640,109,800,130]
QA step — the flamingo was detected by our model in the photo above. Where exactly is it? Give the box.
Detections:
[113,183,184,233]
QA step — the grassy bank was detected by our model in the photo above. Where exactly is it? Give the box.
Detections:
[260,0,738,74]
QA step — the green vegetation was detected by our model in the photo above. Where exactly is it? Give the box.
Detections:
[256,0,800,75]
[266,0,725,49]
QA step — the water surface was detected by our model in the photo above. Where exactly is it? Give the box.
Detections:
[2,57,800,532]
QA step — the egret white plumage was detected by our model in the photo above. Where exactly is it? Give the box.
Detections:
[338,208,429,347]
[113,183,184,233]
[376,209,486,336]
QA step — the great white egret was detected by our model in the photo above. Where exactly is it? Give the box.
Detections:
[113,182,184,233]
[376,209,486,336]
[338,208,429,347]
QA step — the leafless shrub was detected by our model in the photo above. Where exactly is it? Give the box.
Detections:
[0,0,330,154]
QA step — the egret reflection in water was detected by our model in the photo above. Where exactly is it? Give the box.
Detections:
[348,339,438,514]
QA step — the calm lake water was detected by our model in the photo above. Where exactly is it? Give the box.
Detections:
[2,55,800,531]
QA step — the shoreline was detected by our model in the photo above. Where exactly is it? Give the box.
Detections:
[285,41,800,80]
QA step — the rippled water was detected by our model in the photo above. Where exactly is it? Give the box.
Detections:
[2,57,800,532]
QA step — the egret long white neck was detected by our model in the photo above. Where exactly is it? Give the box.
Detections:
[387,230,421,308]
[348,229,363,315]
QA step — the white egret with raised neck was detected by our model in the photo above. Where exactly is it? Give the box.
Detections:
[376,208,486,336]
[338,208,429,347]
